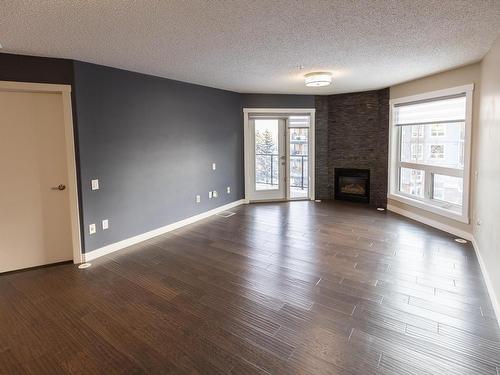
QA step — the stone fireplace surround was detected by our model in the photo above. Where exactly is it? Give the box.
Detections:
[314,88,389,207]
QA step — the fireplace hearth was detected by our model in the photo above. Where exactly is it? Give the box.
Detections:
[334,168,370,203]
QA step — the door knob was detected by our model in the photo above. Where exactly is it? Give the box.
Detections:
[52,184,66,191]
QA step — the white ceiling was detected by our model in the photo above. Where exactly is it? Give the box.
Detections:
[2,1,500,94]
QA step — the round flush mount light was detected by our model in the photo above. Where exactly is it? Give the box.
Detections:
[305,72,332,87]
[454,238,467,244]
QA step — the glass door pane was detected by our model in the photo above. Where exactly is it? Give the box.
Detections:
[289,128,309,199]
[255,119,280,191]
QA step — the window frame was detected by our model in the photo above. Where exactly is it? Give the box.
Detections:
[388,84,473,223]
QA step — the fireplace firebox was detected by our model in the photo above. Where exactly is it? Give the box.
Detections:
[334,168,370,203]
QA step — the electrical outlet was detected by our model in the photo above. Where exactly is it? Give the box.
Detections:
[196,195,201,203]
[91,179,99,190]
[89,223,96,235]
[208,191,213,199]
[102,219,109,230]
[213,190,218,198]
[212,163,216,170]
[227,186,231,194]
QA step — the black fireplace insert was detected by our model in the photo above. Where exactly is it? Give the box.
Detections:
[334,168,370,203]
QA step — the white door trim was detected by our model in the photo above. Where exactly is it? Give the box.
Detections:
[243,108,316,202]
[0,80,83,264]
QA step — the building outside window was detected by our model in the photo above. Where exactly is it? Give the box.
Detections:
[430,144,445,159]
[431,123,446,137]
[412,125,424,138]
[410,144,423,161]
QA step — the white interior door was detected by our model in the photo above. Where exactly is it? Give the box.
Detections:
[0,90,73,273]
[247,118,286,201]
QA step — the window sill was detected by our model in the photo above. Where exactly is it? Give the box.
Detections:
[387,193,469,224]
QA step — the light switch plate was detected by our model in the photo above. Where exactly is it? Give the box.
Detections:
[89,223,96,235]
[196,195,201,203]
[212,163,216,170]
[102,219,109,230]
[213,190,218,198]
[208,191,213,199]
[227,186,231,194]
[91,179,99,190]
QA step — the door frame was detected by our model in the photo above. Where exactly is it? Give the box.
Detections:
[243,108,316,202]
[0,80,83,264]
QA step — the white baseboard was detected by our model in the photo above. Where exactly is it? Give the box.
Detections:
[83,199,247,262]
[386,204,473,241]
[387,203,500,327]
[471,237,500,328]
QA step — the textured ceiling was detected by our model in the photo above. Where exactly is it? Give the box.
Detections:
[2,1,500,94]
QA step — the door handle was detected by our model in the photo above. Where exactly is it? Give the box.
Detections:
[51,184,66,191]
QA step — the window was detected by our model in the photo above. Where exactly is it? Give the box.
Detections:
[432,174,463,206]
[389,85,472,223]
[400,167,424,197]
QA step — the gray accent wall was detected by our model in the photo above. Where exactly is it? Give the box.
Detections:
[0,53,74,86]
[73,62,244,252]
[241,93,314,109]
[2,51,391,254]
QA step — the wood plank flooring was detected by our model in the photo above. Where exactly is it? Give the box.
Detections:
[1,201,499,374]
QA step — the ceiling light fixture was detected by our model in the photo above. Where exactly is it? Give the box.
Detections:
[305,72,332,87]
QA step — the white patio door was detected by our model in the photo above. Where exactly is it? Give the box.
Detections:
[247,118,286,201]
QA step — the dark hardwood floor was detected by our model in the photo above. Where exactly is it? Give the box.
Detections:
[1,201,500,374]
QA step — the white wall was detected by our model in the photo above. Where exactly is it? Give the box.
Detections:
[474,35,500,317]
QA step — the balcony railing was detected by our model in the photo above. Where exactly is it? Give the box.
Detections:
[255,153,279,186]
[255,153,308,189]
[290,155,308,189]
